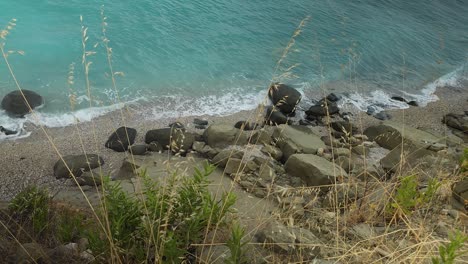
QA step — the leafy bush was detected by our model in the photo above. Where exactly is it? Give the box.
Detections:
[432,230,468,264]
[90,163,237,263]
[8,186,50,236]
[225,222,248,264]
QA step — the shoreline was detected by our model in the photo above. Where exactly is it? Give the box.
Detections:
[0,85,466,200]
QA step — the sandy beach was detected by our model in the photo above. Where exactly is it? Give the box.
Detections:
[0,86,466,201]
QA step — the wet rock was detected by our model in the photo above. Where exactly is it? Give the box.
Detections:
[268,83,302,114]
[203,124,248,148]
[54,154,104,179]
[128,144,148,155]
[1,90,44,117]
[305,100,339,117]
[285,154,347,187]
[105,126,137,152]
[408,100,419,107]
[0,126,17,135]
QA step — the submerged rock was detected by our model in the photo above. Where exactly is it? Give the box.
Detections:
[105,126,137,152]
[1,90,44,117]
[53,154,104,179]
[0,126,17,135]
[268,83,302,114]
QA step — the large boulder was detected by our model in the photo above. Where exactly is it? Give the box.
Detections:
[203,124,248,148]
[272,125,326,162]
[379,142,435,173]
[285,154,347,186]
[54,154,104,179]
[268,83,301,114]
[1,90,44,117]
[145,127,195,153]
[265,106,291,125]
[105,126,137,152]
[364,121,453,150]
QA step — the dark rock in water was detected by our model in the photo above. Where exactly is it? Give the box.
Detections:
[268,83,302,114]
[326,93,342,102]
[193,118,208,126]
[168,122,185,129]
[234,121,262,130]
[1,90,44,117]
[374,111,391,120]
[408,101,419,107]
[391,96,408,103]
[305,100,339,117]
[105,126,137,152]
[54,154,104,179]
[266,106,290,125]
[128,144,148,155]
[0,126,17,135]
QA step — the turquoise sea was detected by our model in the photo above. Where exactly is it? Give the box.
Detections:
[0,0,467,137]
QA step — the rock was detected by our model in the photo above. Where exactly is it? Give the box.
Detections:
[335,156,353,173]
[333,148,351,158]
[105,126,137,152]
[116,157,143,179]
[54,154,104,179]
[148,142,163,152]
[0,126,17,135]
[364,121,447,151]
[351,145,367,155]
[305,100,339,117]
[373,111,391,120]
[128,144,148,155]
[408,101,419,107]
[299,119,317,126]
[193,118,208,126]
[224,158,244,174]
[252,129,273,145]
[261,145,283,161]
[195,125,207,129]
[1,90,44,117]
[391,96,407,103]
[75,172,103,186]
[201,145,219,159]
[266,106,290,125]
[443,113,468,133]
[427,143,447,152]
[326,93,342,102]
[272,125,326,162]
[285,154,347,186]
[258,163,276,182]
[234,121,261,130]
[256,221,321,258]
[331,121,357,135]
[145,127,194,153]
[211,149,244,168]
[49,243,79,258]
[79,250,95,262]
[203,124,248,148]
[192,141,206,153]
[268,83,302,114]
[453,178,468,210]
[380,142,435,173]
[321,135,342,148]
[15,243,48,263]
[168,121,184,129]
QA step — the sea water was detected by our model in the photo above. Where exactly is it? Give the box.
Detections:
[0,0,467,138]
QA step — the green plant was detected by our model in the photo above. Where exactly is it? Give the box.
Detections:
[432,230,468,264]
[387,175,441,217]
[9,186,50,236]
[89,163,237,263]
[55,208,86,243]
[225,222,248,264]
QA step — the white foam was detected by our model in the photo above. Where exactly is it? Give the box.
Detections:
[146,89,268,120]
[340,90,410,113]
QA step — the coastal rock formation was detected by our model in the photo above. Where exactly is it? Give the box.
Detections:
[53,154,104,179]
[203,124,248,148]
[145,127,195,153]
[0,126,17,135]
[265,106,291,125]
[105,126,137,152]
[234,120,262,130]
[305,98,339,117]
[272,125,326,162]
[284,154,347,186]
[1,90,44,117]
[268,83,301,115]
[443,113,468,133]
[128,144,148,155]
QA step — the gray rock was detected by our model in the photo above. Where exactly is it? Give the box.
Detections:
[273,125,326,162]
[105,126,136,152]
[305,99,339,117]
[443,113,468,133]
[266,106,291,125]
[333,148,351,158]
[203,124,248,148]
[211,149,244,168]
[380,142,435,173]
[268,83,302,114]
[252,129,273,145]
[256,221,321,258]
[453,178,468,210]
[75,172,103,186]
[285,154,347,186]
[1,90,44,117]
[128,144,148,155]
[192,141,206,152]
[145,127,195,153]
[54,154,104,179]
[261,145,283,161]
[335,156,353,173]
[224,158,244,174]
[234,120,262,130]
[148,142,163,152]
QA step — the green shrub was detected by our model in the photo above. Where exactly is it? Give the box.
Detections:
[90,163,237,263]
[55,208,86,243]
[9,186,50,236]
[432,230,468,264]
[225,222,248,264]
